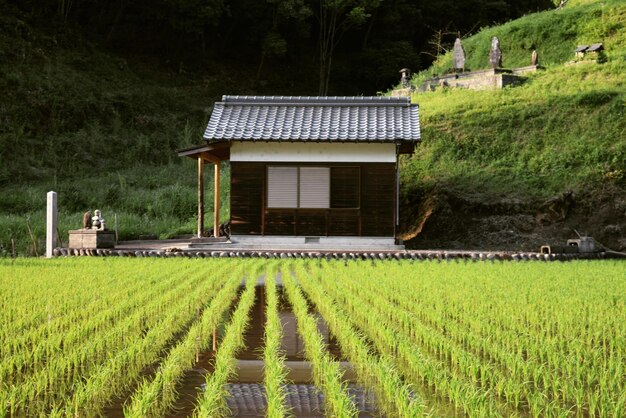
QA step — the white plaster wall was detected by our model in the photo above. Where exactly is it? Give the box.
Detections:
[230,142,396,163]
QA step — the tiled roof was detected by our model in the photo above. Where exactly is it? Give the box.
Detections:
[203,95,420,142]
[587,43,603,52]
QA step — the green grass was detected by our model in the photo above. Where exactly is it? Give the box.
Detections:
[401,0,626,203]
[415,0,626,83]
[1,0,624,253]
[0,4,234,255]
[0,163,231,256]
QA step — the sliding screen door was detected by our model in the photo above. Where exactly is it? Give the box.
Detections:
[267,166,298,208]
[299,167,330,208]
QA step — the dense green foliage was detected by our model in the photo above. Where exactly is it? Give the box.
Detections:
[1,258,624,416]
[5,0,553,93]
[0,164,231,257]
[402,0,625,201]
[1,0,624,254]
[0,0,554,183]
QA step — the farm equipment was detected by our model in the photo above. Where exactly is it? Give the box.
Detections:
[540,232,598,255]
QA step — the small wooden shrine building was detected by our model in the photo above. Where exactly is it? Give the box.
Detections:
[179,95,420,245]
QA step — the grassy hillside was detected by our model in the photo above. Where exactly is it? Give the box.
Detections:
[0,8,210,184]
[400,0,625,249]
[1,0,624,255]
[0,4,235,256]
[415,0,626,82]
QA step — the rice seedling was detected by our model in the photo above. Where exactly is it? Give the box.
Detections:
[0,258,623,418]
[193,274,258,417]
[263,266,291,418]
[282,268,359,418]
[300,259,625,418]
[124,269,245,417]
[292,262,425,418]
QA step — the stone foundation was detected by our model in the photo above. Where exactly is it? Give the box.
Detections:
[52,247,610,261]
[69,229,116,249]
[419,68,527,92]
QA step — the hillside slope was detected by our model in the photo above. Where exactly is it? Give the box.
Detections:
[0,0,624,255]
[400,0,626,251]
[0,4,235,255]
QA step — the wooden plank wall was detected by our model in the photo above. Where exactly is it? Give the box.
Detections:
[230,162,395,237]
[231,163,264,234]
[361,164,395,236]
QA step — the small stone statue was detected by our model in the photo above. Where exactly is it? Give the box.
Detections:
[91,209,107,230]
[83,211,92,229]
[399,68,411,88]
[489,37,502,68]
[453,38,466,71]
[531,49,538,66]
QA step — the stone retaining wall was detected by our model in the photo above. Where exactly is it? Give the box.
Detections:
[52,247,608,261]
[419,68,525,92]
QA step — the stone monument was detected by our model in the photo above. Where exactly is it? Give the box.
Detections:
[69,209,115,249]
[399,68,411,88]
[391,68,414,97]
[453,38,466,72]
[531,49,538,66]
[83,211,92,229]
[91,209,107,230]
[46,191,57,258]
[489,37,502,68]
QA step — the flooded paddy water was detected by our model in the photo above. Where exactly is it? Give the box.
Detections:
[162,283,377,417]
[7,257,620,417]
[95,279,463,418]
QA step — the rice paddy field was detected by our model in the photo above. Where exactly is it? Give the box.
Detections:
[0,258,624,417]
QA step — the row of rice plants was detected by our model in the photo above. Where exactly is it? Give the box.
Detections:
[0,262,202,387]
[2,272,161,366]
[0,259,172,342]
[293,263,425,418]
[262,266,291,418]
[193,275,258,417]
[3,278,204,414]
[360,264,563,415]
[282,269,360,417]
[59,273,230,417]
[0,259,234,417]
[57,262,245,416]
[313,260,625,417]
[381,261,626,417]
[2,266,218,416]
[124,268,247,417]
[56,273,228,418]
[314,262,512,417]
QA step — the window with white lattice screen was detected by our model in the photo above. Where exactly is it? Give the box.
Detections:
[267,166,332,209]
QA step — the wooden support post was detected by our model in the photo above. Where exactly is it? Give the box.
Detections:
[214,162,220,237]
[198,157,204,238]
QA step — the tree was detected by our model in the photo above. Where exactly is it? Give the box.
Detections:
[315,0,381,95]
[57,0,74,21]
[158,0,226,35]
[257,0,312,81]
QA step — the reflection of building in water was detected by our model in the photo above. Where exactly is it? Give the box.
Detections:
[279,311,330,358]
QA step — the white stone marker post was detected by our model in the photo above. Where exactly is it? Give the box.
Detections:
[46,191,57,258]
